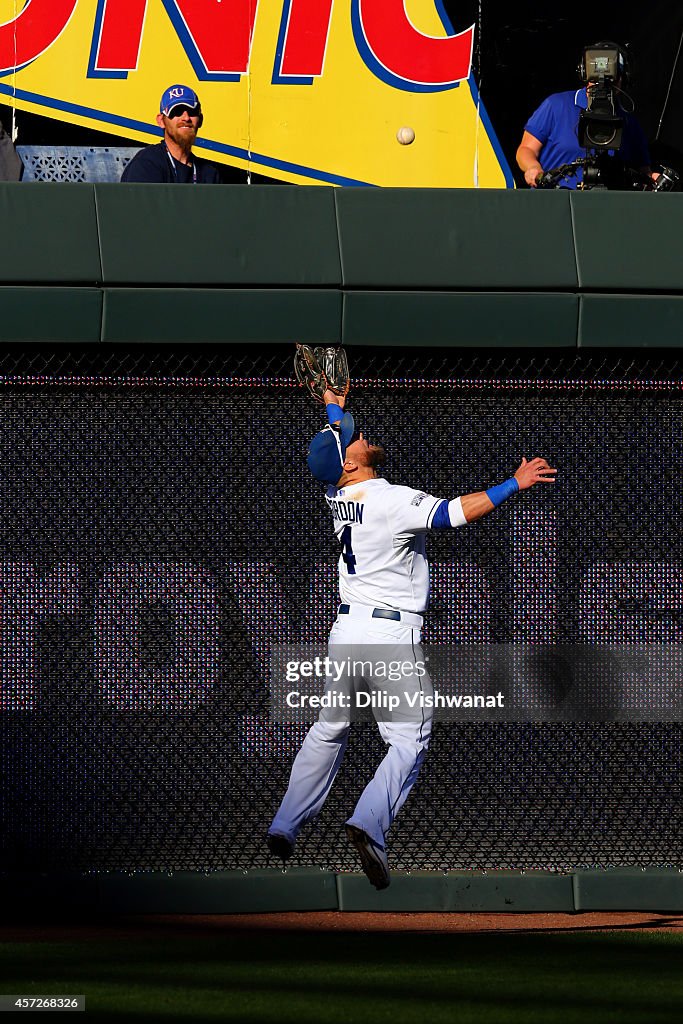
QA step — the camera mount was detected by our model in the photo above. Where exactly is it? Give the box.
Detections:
[536,158,680,192]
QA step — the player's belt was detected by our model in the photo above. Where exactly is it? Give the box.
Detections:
[339,604,400,621]
[338,604,423,627]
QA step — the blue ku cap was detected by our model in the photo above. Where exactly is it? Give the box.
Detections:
[307,412,356,484]
[160,84,201,116]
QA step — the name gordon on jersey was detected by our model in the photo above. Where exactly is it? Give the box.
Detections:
[325,498,365,524]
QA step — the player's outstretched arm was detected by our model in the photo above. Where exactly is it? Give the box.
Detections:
[460,458,556,523]
[323,387,346,430]
[323,388,345,411]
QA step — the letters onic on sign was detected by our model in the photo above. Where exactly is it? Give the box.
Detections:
[0,0,474,90]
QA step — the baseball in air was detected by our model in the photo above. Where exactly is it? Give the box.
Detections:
[396,126,415,145]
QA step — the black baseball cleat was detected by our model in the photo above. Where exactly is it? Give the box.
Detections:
[266,831,295,862]
[345,825,390,890]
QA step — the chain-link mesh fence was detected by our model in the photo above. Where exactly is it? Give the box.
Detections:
[0,347,681,873]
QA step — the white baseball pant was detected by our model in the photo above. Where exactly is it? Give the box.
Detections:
[270,604,433,849]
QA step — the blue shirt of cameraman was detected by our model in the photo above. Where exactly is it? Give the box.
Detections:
[524,88,651,189]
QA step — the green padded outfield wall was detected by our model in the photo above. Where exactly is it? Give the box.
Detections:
[0,183,101,283]
[94,185,341,286]
[0,183,102,343]
[95,183,342,345]
[569,191,683,348]
[101,289,342,345]
[334,188,578,289]
[335,188,579,347]
[0,184,681,346]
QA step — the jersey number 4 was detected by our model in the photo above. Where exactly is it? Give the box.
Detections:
[340,525,357,575]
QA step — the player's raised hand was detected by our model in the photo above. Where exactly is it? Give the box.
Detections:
[514,457,557,491]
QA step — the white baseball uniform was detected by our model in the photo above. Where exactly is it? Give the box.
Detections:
[270,477,465,849]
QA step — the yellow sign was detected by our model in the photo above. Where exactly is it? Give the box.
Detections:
[0,1,513,186]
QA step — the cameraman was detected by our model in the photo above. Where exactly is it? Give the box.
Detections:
[516,42,652,188]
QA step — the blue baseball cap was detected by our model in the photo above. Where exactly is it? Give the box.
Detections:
[160,84,201,116]
[307,412,356,484]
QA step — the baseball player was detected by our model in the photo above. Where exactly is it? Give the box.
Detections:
[267,355,556,889]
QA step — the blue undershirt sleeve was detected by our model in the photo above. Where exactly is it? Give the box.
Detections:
[431,499,451,529]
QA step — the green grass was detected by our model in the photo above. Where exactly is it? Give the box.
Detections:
[1,930,682,1022]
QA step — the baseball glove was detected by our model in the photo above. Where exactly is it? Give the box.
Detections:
[294,344,327,403]
[294,344,350,403]
[317,346,350,399]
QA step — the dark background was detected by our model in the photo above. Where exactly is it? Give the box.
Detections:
[0,347,681,876]
[1,1,681,185]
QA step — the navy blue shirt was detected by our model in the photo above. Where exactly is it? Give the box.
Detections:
[121,143,221,183]
[525,88,651,189]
